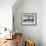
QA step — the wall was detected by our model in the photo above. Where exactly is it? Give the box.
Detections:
[0,0,16,30]
[41,0,46,46]
[13,0,41,46]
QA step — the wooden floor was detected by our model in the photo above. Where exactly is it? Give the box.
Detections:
[0,39,16,46]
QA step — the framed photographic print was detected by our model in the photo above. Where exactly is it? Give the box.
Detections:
[21,13,37,26]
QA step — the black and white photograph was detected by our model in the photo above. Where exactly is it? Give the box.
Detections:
[21,13,37,26]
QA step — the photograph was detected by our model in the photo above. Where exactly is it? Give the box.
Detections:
[21,13,37,26]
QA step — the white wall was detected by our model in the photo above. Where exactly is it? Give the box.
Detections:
[13,0,41,46]
[41,0,46,46]
[13,0,46,46]
[0,0,16,30]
